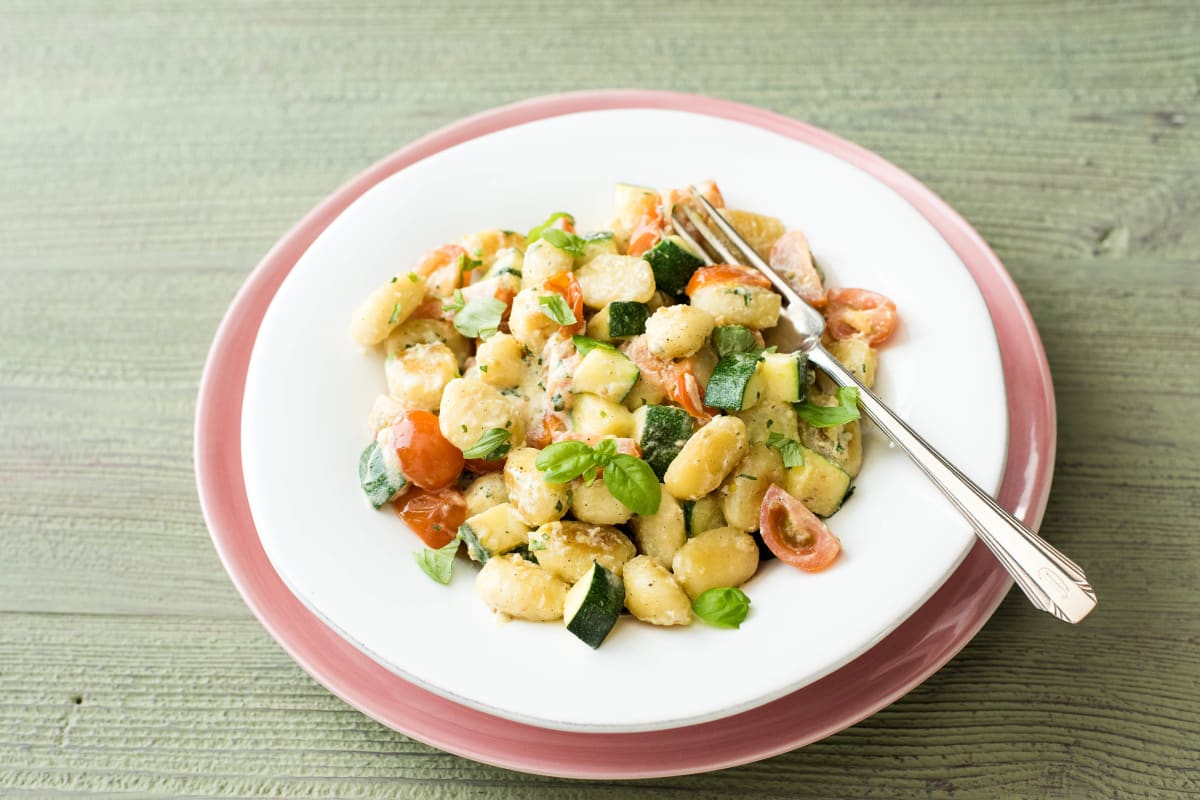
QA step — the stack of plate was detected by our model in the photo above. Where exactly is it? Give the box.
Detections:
[195,92,1055,779]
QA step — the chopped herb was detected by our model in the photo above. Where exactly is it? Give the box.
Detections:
[795,386,861,428]
[462,428,512,460]
[572,335,617,356]
[538,293,577,326]
[552,393,565,412]
[737,474,758,481]
[458,252,483,273]
[443,289,466,313]
[414,535,461,585]
[390,276,398,283]
[388,303,402,324]
[479,364,488,373]
[407,273,419,283]
[767,432,806,468]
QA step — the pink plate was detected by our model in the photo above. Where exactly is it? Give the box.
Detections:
[195,90,1054,779]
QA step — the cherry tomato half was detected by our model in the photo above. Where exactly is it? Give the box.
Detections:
[823,288,899,345]
[758,484,841,572]
[394,487,466,549]
[685,264,773,295]
[389,410,464,490]
[769,230,827,307]
[625,192,665,257]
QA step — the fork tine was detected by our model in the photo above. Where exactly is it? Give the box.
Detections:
[686,186,803,306]
[667,213,715,266]
[679,204,740,265]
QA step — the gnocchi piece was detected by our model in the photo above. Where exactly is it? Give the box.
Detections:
[476,554,568,621]
[463,472,509,518]
[825,338,879,390]
[529,520,637,583]
[644,305,715,359]
[671,526,760,600]
[622,555,692,626]
[509,287,562,353]
[460,229,526,270]
[689,283,781,329]
[521,239,576,288]
[385,342,460,411]
[503,447,569,526]
[438,378,525,451]
[628,488,686,567]
[575,254,656,309]
[366,393,407,435]
[570,477,633,525]
[349,272,426,346]
[837,420,863,478]
[719,445,786,531]
[475,332,527,388]
[735,400,800,446]
[720,209,785,260]
[663,415,749,501]
[385,317,471,369]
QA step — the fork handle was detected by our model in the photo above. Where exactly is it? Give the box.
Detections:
[807,345,1097,623]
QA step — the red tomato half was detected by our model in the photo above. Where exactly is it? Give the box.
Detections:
[824,288,899,345]
[758,484,841,572]
[685,264,773,295]
[394,487,466,549]
[389,410,464,490]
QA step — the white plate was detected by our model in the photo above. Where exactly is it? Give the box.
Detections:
[241,108,1008,733]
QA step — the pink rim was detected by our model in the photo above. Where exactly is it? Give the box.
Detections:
[195,90,1054,779]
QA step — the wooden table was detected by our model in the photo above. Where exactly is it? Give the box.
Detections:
[2,2,1197,797]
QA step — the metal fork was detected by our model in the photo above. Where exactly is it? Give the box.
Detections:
[674,187,1097,623]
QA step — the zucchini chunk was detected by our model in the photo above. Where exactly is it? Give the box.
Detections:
[704,352,765,411]
[580,231,619,264]
[573,347,640,402]
[358,438,407,509]
[459,502,533,563]
[682,494,726,537]
[710,325,759,357]
[760,352,809,403]
[632,404,695,480]
[564,561,625,649]
[785,446,852,517]
[607,301,651,338]
[642,236,704,296]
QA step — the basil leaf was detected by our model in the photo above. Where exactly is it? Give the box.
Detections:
[387,303,402,325]
[592,436,617,462]
[527,211,575,245]
[541,228,588,258]
[692,587,751,629]
[795,385,860,427]
[601,454,661,515]
[711,326,758,357]
[458,252,483,273]
[462,428,512,460]
[572,335,617,357]
[453,296,506,339]
[767,432,805,468]
[534,441,596,483]
[442,288,466,313]
[538,293,577,326]
[413,535,461,585]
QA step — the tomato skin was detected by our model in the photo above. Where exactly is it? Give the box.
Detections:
[542,271,585,332]
[758,484,841,572]
[625,192,665,257]
[464,457,506,474]
[824,288,898,345]
[769,230,827,307]
[685,264,773,295]
[389,410,464,490]
[671,370,715,422]
[394,487,466,548]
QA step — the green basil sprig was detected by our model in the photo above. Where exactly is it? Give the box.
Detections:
[538,293,577,326]
[526,211,575,245]
[571,335,617,357]
[692,587,751,629]
[534,439,661,515]
[414,535,461,585]
[462,428,512,460]
[453,296,506,339]
[795,385,860,428]
[540,228,588,258]
[766,432,805,468]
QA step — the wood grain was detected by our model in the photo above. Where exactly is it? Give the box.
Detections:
[0,1,1197,797]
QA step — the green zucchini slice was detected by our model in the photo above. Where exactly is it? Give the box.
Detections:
[642,236,704,296]
[704,352,765,411]
[564,561,625,649]
[760,352,809,403]
[607,301,650,337]
[682,494,726,537]
[632,404,695,480]
[573,347,640,402]
[710,325,758,357]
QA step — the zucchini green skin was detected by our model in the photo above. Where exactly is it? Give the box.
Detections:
[564,561,625,649]
[642,237,704,296]
[711,325,758,357]
[703,352,761,411]
[458,522,491,564]
[682,495,725,537]
[358,440,407,509]
[606,301,650,337]
[634,404,695,480]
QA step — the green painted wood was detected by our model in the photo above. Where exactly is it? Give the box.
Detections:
[1,1,1197,797]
